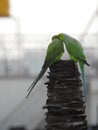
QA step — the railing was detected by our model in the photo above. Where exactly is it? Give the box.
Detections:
[0,33,98,130]
[0,33,97,77]
[0,34,51,77]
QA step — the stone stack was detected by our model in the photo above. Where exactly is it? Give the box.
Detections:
[43,60,87,130]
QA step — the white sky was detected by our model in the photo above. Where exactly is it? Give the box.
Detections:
[10,0,97,35]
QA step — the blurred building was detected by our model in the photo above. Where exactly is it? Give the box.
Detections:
[0,0,98,130]
[0,33,97,130]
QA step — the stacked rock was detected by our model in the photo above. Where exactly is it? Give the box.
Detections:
[43,60,87,130]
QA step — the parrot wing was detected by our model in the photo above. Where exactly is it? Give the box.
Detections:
[58,33,89,97]
[26,38,64,98]
[43,39,64,67]
[58,33,89,65]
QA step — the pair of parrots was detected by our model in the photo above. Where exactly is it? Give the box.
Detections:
[26,33,89,98]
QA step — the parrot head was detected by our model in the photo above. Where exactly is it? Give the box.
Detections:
[52,35,59,41]
[58,33,65,41]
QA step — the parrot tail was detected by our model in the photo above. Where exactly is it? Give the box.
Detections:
[26,67,47,98]
[79,62,86,97]
[81,67,86,97]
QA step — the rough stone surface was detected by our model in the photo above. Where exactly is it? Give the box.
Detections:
[43,60,87,130]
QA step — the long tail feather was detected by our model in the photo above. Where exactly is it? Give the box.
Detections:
[79,62,86,97]
[26,67,47,98]
[81,67,86,97]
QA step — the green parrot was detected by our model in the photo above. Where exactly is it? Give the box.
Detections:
[26,36,64,98]
[58,33,89,97]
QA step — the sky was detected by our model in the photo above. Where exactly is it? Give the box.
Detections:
[9,0,97,35]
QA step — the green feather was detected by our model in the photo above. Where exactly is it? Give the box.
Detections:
[26,38,64,98]
[26,67,47,98]
[58,33,89,97]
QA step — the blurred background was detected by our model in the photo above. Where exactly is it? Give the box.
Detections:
[0,0,98,130]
